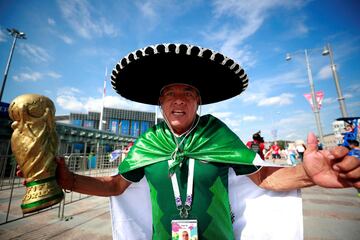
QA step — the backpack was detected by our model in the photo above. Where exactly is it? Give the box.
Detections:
[250,142,261,154]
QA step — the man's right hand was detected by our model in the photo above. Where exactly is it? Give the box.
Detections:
[55,156,75,191]
[16,165,27,186]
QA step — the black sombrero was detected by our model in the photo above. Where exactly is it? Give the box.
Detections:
[111,43,249,105]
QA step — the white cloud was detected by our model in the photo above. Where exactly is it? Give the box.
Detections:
[13,72,43,82]
[46,19,74,44]
[206,0,306,68]
[13,70,61,82]
[240,92,266,104]
[133,0,201,32]
[57,87,82,96]
[56,87,153,113]
[238,69,308,107]
[47,71,62,79]
[211,111,232,119]
[285,15,310,39]
[136,1,157,19]
[317,65,332,80]
[59,35,73,44]
[48,18,56,26]
[268,111,316,141]
[56,95,84,111]
[345,83,360,94]
[257,68,307,88]
[294,18,309,35]
[323,97,337,105]
[0,29,7,42]
[57,0,118,39]
[258,93,294,106]
[243,115,262,121]
[221,117,242,129]
[18,43,51,63]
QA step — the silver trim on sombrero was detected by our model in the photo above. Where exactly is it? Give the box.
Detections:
[111,43,249,93]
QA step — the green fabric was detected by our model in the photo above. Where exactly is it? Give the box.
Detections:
[203,176,234,239]
[119,114,256,174]
[25,176,56,187]
[148,180,170,239]
[21,192,64,210]
[142,159,242,240]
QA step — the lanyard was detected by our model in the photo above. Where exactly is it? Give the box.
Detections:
[168,158,195,218]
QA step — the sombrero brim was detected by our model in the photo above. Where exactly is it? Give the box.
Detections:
[111,43,249,105]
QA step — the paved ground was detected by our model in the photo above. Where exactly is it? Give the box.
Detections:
[302,186,360,240]
[0,186,359,240]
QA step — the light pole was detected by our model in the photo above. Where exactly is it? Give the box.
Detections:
[286,49,325,144]
[322,43,348,118]
[0,28,26,102]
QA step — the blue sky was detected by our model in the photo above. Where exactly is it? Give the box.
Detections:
[1,0,359,142]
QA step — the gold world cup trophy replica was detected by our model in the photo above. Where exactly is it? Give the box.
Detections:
[9,94,64,214]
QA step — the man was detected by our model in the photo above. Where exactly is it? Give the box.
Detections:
[348,140,360,158]
[270,141,281,159]
[56,43,360,239]
[246,131,265,159]
[348,140,360,197]
[182,231,189,240]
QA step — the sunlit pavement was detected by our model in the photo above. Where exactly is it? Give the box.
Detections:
[302,186,360,240]
[0,181,359,239]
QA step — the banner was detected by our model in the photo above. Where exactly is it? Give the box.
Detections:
[120,120,130,136]
[83,120,94,128]
[109,119,119,133]
[71,119,82,127]
[141,121,150,135]
[304,91,324,111]
[109,149,122,162]
[130,121,140,137]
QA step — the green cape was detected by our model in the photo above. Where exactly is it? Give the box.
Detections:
[118,114,257,174]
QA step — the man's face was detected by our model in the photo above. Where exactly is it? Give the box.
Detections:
[160,84,200,135]
[182,231,189,240]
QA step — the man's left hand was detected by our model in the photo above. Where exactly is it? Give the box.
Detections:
[303,132,360,188]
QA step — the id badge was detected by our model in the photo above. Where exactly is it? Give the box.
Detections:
[171,219,198,240]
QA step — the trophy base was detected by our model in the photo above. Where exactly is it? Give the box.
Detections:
[21,176,64,214]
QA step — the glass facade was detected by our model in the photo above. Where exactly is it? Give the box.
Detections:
[83,120,94,128]
[67,107,156,138]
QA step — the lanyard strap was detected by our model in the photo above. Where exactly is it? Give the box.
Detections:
[168,158,195,218]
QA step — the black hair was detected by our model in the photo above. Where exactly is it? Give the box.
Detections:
[348,139,359,147]
[252,131,264,143]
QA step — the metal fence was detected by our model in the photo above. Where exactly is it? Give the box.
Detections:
[0,153,120,225]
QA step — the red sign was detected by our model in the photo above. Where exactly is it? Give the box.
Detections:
[304,91,324,110]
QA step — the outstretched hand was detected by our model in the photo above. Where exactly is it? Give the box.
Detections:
[16,157,74,190]
[16,165,27,186]
[303,132,360,188]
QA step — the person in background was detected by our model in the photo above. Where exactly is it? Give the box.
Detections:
[348,140,360,158]
[317,138,324,150]
[296,143,306,162]
[270,141,281,160]
[287,143,298,166]
[347,139,360,197]
[246,131,265,159]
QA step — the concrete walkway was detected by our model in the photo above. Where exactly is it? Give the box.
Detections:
[0,187,359,239]
[302,186,360,240]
